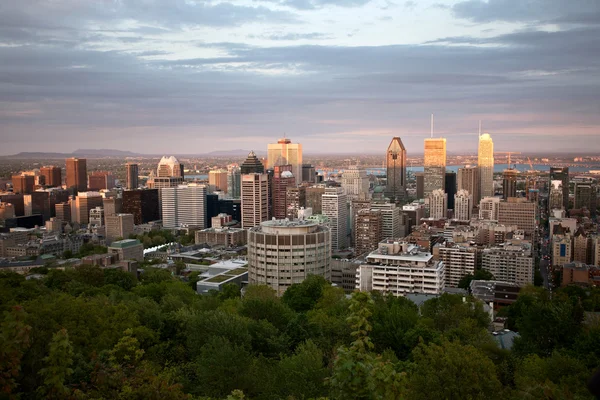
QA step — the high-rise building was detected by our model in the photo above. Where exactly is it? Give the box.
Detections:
[161,184,207,229]
[105,214,135,242]
[149,156,184,189]
[73,192,103,224]
[122,189,160,224]
[0,203,16,220]
[354,209,383,256]
[549,167,569,210]
[209,169,228,193]
[66,158,87,192]
[227,166,241,198]
[247,219,331,295]
[548,180,564,210]
[305,186,326,214]
[428,189,447,219]
[342,165,369,201]
[241,151,265,174]
[272,166,296,220]
[11,175,35,194]
[102,197,122,217]
[415,172,424,199]
[0,194,25,217]
[302,164,316,183]
[574,182,598,215]
[479,197,500,221]
[552,233,572,267]
[457,166,480,206]
[498,198,537,235]
[55,201,72,223]
[445,171,456,210]
[481,240,534,286]
[88,171,116,191]
[573,228,591,264]
[502,169,518,200]
[454,189,472,221]
[89,207,104,227]
[436,243,477,288]
[40,166,62,187]
[286,186,306,219]
[385,137,407,203]
[267,138,303,185]
[478,133,494,198]
[423,138,446,197]
[241,173,269,229]
[322,187,348,250]
[125,163,139,190]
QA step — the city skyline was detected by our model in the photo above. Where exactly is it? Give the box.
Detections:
[1,1,600,155]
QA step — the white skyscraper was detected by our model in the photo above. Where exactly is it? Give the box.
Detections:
[478,133,494,199]
[428,189,447,219]
[267,138,303,185]
[322,187,348,250]
[454,189,472,221]
[341,166,369,201]
[161,184,207,229]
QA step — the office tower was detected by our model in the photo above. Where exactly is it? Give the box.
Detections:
[267,137,303,185]
[11,175,35,194]
[105,214,135,242]
[549,167,569,210]
[478,133,494,198]
[305,186,326,214]
[402,202,425,233]
[247,219,331,295]
[102,197,122,217]
[125,163,139,190]
[354,209,382,256]
[385,137,407,203]
[66,158,88,192]
[445,171,456,210]
[241,151,265,174]
[437,243,477,288]
[479,197,500,220]
[0,203,16,220]
[89,207,104,226]
[241,173,269,229]
[415,172,424,199]
[73,192,103,224]
[161,184,207,229]
[457,166,480,205]
[209,169,228,193]
[423,138,446,197]
[122,189,160,224]
[322,187,348,250]
[351,198,372,244]
[218,199,242,223]
[574,182,598,215]
[0,194,24,216]
[502,169,518,200]
[40,166,62,187]
[481,240,534,286]
[552,233,572,267]
[302,164,316,183]
[549,180,564,210]
[45,218,62,233]
[24,191,52,220]
[342,165,369,201]
[227,166,241,198]
[286,186,306,219]
[206,194,220,226]
[55,201,72,223]
[428,189,447,219]
[149,156,184,189]
[272,166,296,219]
[88,171,116,191]
[454,189,472,221]
[498,198,537,235]
[573,228,590,264]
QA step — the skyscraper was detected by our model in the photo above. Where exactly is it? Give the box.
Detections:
[272,166,296,219]
[428,189,447,219]
[457,166,480,205]
[574,182,597,215]
[478,133,494,198]
[161,184,207,229]
[502,169,519,200]
[454,189,472,221]
[208,169,228,193]
[88,171,115,191]
[149,156,184,189]
[549,180,564,210]
[11,175,35,194]
[40,166,62,187]
[445,171,456,210]
[66,158,87,192]
[125,163,139,190]
[241,151,265,174]
[241,173,269,229]
[227,165,241,198]
[122,189,160,224]
[73,192,103,224]
[342,165,369,201]
[385,137,407,203]
[267,138,303,185]
[354,209,383,256]
[549,167,569,210]
[322,187,348,250]
[423,138,446,197]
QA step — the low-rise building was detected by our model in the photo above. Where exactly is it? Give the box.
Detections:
[108,239,144,262]
[195,227,247,247]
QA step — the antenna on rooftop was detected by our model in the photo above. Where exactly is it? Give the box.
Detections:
[430,113,434,138]
[478,120,482,137]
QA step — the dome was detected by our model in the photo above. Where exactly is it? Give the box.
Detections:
[281,171,294,178]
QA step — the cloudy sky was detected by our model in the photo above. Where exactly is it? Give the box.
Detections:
[1,0,599,155]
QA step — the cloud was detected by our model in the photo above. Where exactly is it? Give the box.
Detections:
[249,32,332,41]
[264,0,374,10]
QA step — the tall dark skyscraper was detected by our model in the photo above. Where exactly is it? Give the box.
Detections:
[122,189,159,224]
[502,169,519,199]
[66,158,87,192]
[385,137,407,204]
[40,166,62,187]
[126,163,139,190]
[445,172,456,210]
[549,167,569,210]
[241,151,265,174]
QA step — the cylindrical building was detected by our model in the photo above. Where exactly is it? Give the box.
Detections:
[247,219,331,295]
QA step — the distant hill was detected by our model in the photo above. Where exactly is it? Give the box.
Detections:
[204,149,266,157]
[73,149,140,157]
[2,149,143,159]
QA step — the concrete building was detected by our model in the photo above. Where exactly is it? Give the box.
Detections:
[549,167,569,211]
[549,180,564,211]
[428,189,447,220]
[423,138,447,196]
[45,218,62,233]
[479,196,500,221]
[285,186,306,219]
[227,166,241,198]
[241,173,269,229]
[385,137,407,203]
[415,172,424,199]
[55,201,72,224]
[454,189,472,221]
[562,263,600,287]
[498,198,536,236]
[474,221,518,246]
[74,192,103,224]
[371,202,405,240]
[66,157,87,192]
[247,219,331,295]
[12,175,35,195]
[502,169,519,200]
[436,243,477,288]
[481,240,534,286]
[478,133,494,198]
[267,137,303,185]
[108,239,144,262]
[272,166,296,220]
[357,240,445,296]
[125,162,139,190]
[240,151,265,174]
[209,169,228,193]
[302,164,316,183]
[196,227,247,247]
[148,156,184,189]
[574,182,597,215]
[122,189,160,225]
[40,166,62,188]
[89,207,104,226]
[322,186,348,250]
[445,172,457,210]
[305,186,326,214]
[0,202,16,220]
[342,165,370,201]
[457,166,480,204]
[161,184,207,229]
[105,213,135,242]
[88,171,116,191]
[552,234,573,267]
[594,236,600,266]
[354,209,382,256]
[573,228,591,264]
[102,197,122,217]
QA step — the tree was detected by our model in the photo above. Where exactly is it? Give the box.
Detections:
[458,269,495,289]
[37,328,74,399]
[277,340,328,399]
[282,275,330,313]
[420,293,490,332]
[0,306,32,395]
[407,340,502,400]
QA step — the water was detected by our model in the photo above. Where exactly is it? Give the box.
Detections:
[185,174,209,180]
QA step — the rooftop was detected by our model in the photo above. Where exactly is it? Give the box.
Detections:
[109,239,141,249]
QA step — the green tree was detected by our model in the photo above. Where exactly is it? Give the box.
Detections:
[282,275,330,313]
[458,269,495,289]
[0,306,32,395]
[420,293,490,332]
[37,328,74,399]
[277,340,328,399]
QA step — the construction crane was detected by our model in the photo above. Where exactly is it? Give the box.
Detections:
[527,157,535,172]
[495,151,521,169]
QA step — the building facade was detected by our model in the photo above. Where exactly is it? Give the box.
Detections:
[385,137,407,203]
[241,173,269,229]
[342,165,370,201]
[502,169,518,200]
[354,209,383,257]
[40,166,62,187]
[267,138,303,185]
[428,188,447,220]
[478,133,494,198]
[454,189,472,221]
[423,138,447,197]
[66,158,87,192]
[105,213,135,242]
[436,243,477,288]
[481,240,534,286]
[161,184,207,229]
[125,163,139,190]
[322,187,348,250]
